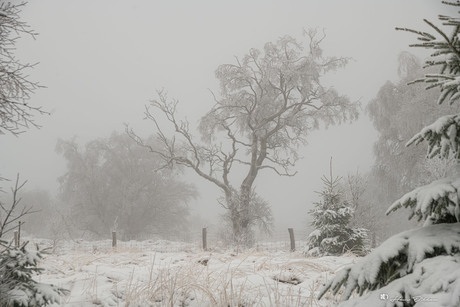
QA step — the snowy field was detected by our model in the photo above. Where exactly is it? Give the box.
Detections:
[28,238,358,306]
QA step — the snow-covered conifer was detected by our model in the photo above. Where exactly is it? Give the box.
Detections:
[305,160,367,256]
[319,2,460,306]
[0,243,66,306]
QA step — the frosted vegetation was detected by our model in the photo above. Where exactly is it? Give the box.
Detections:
[1,1,460,306]
[4,238,358,306]
[319,224,460,305]
[387,176,460,225]
[318,2,460,306]
[0,243,65,306]
[305,161,368,257]
[126,30,359,247]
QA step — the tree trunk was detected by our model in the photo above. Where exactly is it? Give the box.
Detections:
[226,188,254,247]
[239,186,252,245]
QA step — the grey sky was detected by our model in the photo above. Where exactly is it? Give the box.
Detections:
[0,1,449,233]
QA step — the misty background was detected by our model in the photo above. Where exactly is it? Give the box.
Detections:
[0,0,451,239]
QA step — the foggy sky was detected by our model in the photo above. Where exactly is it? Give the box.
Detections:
[0,0,449,233]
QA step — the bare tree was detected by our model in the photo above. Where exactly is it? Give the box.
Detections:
[0,174,33,242]
[128,30,359,245]
[0,2,43,236]
[341,171,382,247]
[0,176,64,306]
[0,2,46,136]
[0,4,66,305]
[344,171,366,211]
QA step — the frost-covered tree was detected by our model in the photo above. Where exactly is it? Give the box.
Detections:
[341,172,381,247]
[0,2,46,136]
[218,188,274,246]
[14,189,54,238]
[305,160,367,256]
[319,2,460,306]
[128,30,359,246]
[363,52,459,242]
[0,3,63,305]
[57,132,197,240]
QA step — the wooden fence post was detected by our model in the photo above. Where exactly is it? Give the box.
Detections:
[14,231,19,248]
[112,231,117,248]
[288,228,295,252]
[202,228,207,251]
[18,221,21,246]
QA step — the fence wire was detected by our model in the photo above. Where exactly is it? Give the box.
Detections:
[19,227,308,254]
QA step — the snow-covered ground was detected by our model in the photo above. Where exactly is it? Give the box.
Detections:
[29,238,358,306]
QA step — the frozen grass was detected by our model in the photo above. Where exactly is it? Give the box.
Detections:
[29,238,358,306]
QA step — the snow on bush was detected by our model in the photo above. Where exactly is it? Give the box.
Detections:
[318,223,460,304]
[386,176,460,225]
[0,243,66,306]
[407,114,460,160]
[333,255,460,307]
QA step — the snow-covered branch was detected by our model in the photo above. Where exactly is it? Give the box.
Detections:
[406,113,460,159]
[386,176,460,224]
[319,223,460,304]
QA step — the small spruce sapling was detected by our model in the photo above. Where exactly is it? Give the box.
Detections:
[0,243,67,306]
[305,159,367,256]
[0,176,67,306]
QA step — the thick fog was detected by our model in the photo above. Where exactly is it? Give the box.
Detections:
[0,0,449,237]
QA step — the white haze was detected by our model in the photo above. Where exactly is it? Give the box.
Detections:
[0,0,449,233]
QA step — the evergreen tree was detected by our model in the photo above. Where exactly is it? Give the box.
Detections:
[0,177,66,306]
[319,2,460,306]
[0,243,66,306]
[305,160,367,256]
[363,52,458,242]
